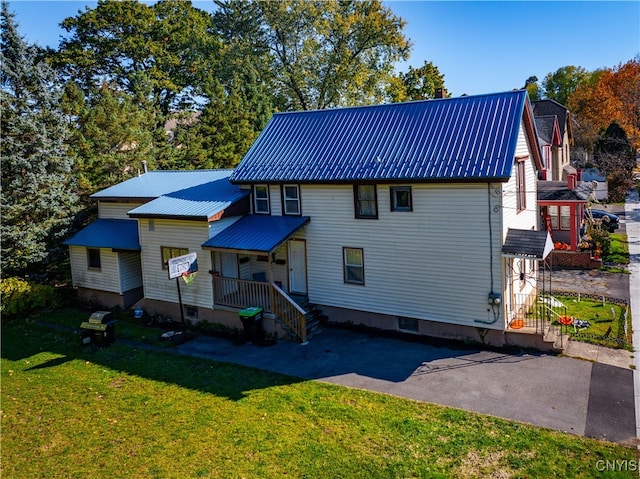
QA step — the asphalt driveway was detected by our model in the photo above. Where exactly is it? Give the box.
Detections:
[177,327,636,445]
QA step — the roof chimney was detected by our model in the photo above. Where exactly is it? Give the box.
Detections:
[567,174,576,190]
[434,87,447,99]
[142,160,148,174]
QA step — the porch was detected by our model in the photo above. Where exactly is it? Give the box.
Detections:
[203,215,315,342]
[212,276,322,343]
[502,229,566,351]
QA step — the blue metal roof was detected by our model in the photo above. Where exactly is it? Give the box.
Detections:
[231,90,530,183]
[203,215,310,254]
[92,170,235,200]
[128,177,249,220]
[64,219,140,251]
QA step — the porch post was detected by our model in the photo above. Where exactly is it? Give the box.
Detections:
[569,203,578,251]
[268,253,274,311]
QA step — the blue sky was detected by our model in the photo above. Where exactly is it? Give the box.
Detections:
[7,1,640,97]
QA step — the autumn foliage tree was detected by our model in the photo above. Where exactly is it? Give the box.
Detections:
[568,58,640,151]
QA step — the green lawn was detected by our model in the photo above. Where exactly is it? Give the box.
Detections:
[1,316,636,479]
[549,294,632,350]
[605,233,631,265]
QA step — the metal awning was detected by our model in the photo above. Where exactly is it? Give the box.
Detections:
[502,228,553,260]
[63,219,140,251]
[203,215,310,255]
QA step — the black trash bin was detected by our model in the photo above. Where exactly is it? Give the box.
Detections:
[238,306,263,344]
[80,311,116,348]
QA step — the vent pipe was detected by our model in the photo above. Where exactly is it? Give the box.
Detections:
[142,160,148,174]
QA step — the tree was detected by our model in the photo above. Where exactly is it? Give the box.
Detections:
[593,122,636,202]
[55,0,219,117]
[1,2,78,276]
[568,59,640,151]
[523,75,540,101]
[249,0,410,110]
[67,82,155,196]
[542,66,590,106]
[394,61,446,101]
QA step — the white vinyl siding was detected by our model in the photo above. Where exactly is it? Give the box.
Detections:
[119,252,143,291]
[69,246,121,293]
[501,123,539,239]
[98,201,142,219]
[138,219,213,309]
[298,182,506,330]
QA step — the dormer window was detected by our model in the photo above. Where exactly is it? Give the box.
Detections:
[254,185,270,214]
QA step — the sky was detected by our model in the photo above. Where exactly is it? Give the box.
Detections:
[7,0,640,97]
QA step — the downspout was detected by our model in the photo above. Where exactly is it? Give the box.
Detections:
[476,182,500,325]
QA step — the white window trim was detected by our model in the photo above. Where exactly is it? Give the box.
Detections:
[283,184,301,215]
[253,185,270,215]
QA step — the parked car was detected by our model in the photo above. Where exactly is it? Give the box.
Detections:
[585,209,620,232]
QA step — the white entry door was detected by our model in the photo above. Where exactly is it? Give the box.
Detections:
[288,240,307,294]
[220,252,238,295]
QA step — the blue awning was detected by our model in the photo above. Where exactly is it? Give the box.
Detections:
[203,215,310,254]
[64,219,140,251]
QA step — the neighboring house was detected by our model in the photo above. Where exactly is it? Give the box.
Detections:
[532,99,573,181]
[537,173,603,268]
[225,90,555,348]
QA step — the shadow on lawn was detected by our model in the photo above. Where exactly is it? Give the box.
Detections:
[1,320,304,402]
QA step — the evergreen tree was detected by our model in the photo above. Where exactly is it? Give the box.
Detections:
[1,2,78,276]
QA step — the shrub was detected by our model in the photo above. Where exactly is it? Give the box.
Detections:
[0,277,55,320]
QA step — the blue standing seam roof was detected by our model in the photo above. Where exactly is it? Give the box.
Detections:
[63,219,140,251]
[231,90,529,183]
[202,215,310,254]
[91,169,235,200]
[127,178,250,219]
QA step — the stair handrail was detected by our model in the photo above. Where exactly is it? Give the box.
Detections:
[271,282,307,343]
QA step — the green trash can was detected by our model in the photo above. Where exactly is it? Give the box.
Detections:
[239,306,264,343]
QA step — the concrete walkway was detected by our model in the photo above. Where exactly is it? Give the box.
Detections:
[625,189,640,446]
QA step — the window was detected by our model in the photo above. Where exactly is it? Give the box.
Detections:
[254,185,270,214]
[398,317,419,332]
[282,185,301,215]
[390,186,412,212]
[354,184,377,219]
[560,206,571,230]
[161,246,188,269]
[87,248,101,270]
[516,159,526,212]
[548,206,559,229]
[547,205,571,230]
[343,247,364,285]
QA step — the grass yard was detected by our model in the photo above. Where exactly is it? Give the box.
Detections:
[2,316,637,479]
[550,294,632,350]
[605,233,630,265]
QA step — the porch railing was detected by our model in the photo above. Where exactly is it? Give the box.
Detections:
[213,276,307,343]
[509,293,566,341]
[213,277,272,311]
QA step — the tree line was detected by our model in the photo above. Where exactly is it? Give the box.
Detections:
[1,0,637,279]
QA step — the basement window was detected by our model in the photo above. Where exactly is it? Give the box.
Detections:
[398,317,419,332]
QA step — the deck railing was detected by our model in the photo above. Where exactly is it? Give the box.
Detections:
[213,276,307,342]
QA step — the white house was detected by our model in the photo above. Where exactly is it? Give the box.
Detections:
[66,91,559,350]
